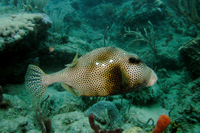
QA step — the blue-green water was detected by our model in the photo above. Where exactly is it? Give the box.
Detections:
[0,0,200,132]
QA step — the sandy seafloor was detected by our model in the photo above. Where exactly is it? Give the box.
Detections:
[1,83,169,133]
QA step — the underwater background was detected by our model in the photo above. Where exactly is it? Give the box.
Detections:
[0,0,200,132]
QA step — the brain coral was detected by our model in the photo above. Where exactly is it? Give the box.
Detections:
[85,101,122,128]
[0,14,43,37]
[0,13,52,51]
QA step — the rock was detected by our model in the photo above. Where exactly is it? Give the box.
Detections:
[123,126,145,133]
[0,94,31,120]
[122,0,166,26]
[0,13,51,84]
[0,116,34,132]
[85,101,122,129]
[179,37,200,79]
[52,111,92,133]
[27,129,41,133]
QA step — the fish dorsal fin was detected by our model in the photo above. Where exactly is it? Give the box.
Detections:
[61,82,79,97]
[121,67,130,87]
[65,53,78,67]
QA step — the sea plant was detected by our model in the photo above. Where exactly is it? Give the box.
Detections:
[35,95,52,133]
[19,0,49,12]
[167,0,200,28]
[124,21,157,53]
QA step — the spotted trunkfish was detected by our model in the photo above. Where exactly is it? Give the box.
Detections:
[25,47,157,99]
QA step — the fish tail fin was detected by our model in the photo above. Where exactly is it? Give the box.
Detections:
[25,64,48,99]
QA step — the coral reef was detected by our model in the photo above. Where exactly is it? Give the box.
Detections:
[0,0,200,132]
[0,13,51,51]
[0,13,51,84]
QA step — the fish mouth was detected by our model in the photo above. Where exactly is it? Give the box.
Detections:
[146,69,158,87]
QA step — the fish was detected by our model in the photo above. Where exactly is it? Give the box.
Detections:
[25,47,157,99]
[49,46,54,53]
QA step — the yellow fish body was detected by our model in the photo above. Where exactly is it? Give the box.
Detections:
[25,47,157,99]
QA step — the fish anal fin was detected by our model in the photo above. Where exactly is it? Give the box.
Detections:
[121,67,130,87]
[61,82,79,97]
[65,53,78,67]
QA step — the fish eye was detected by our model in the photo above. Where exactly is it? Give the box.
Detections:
[129,57,136,63]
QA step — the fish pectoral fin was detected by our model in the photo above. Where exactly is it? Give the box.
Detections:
[65,53,78,67]
[121,67,130,87]
[61,82,79,97]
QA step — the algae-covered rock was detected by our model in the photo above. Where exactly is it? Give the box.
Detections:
[85,101,122,129]
[126,84,162,105]
[0,116,34,132]
[179,37,200,79]
[123,126,145,133]
[0,93,35,132]
[52,111,93,133]
[0,94,31,120]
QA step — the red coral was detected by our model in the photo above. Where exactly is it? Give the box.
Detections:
[88,114,122,133]
[152,114,171,133]
[89,114,101,133]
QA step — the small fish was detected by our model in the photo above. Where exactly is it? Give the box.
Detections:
[49,46,54,53]
[34,57,39,62]
[25,47,157,99]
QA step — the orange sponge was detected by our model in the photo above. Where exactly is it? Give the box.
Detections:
[152,114,171,133]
